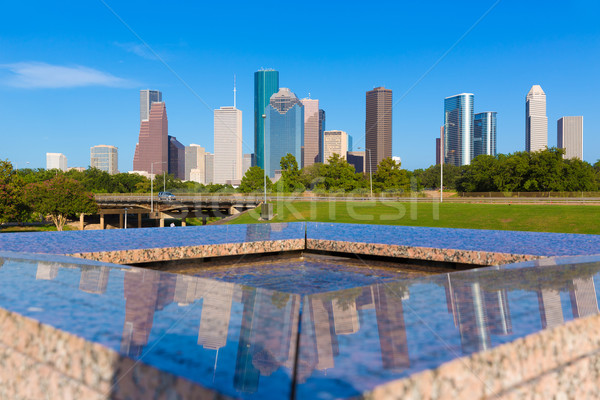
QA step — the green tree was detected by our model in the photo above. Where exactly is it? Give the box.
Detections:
[320,154,365,192]
[24,175,98,231]
[299,163,325,190]
[278,153,304,192]
[372,157,410,192]
[238,166,272,193]
[0,160,31,223]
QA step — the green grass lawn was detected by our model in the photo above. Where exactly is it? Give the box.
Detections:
[228,201,600,234]
[0,224,75,233]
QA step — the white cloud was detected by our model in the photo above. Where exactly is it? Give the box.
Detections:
[115,42,159,60]
[0,62,135,89]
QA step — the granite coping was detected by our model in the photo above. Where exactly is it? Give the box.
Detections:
[1,252,600,398]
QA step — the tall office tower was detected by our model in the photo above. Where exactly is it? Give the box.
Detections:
[436,126,444,165]
[242,153,252,176]
[444,93,474,166]
[365,87,392,173]
[310,298,335,370]
[205,152,214,184]
[90,145,118,174]
[264,88,304,178]
[347,151,365,173]
[185,144,206,182]
[168,136,185,179]
[46,153,67,171]
[557,116,583,159]
[373,284,410,370]
[347,135,353,152]
[525,85,548,152]
[473,112,497,158]
[323,130,349,162]
[133,102,168,175]
[300,98,319,168]
[140,90,162,122]
[318,109,326,163]
[214,106,243,184]
[254,69,279,170]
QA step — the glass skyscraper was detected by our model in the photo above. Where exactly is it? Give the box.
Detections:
[265,88,304,178]
[474,112,497,158]
[254,69,279,170]
[444,93,474,166]
[90,145,118,174]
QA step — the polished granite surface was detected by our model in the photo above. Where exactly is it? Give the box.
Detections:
[1,251,600,399]
[307,222,600,256]
[0,222,304,254]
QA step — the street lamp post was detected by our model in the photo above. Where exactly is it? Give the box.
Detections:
[358,147,373,197]
[150,161,167,213]
[262,114,267,206]
[124,207,128,230]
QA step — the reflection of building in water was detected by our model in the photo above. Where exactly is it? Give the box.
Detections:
[79,266,109,294]
[569,277,599,318]
[484,289,512,335]
[270,223,288,232]
[234,287,260,393]
[332,297,359,335]
[245,223,271,242]
[36,262,59,280]
[198,282,234,350]
[451,278,491,354]
[296,296,318,383]
[120,270,175,357]
[311,297,334,370]
[373,284,410,370]
[537,289,564,329]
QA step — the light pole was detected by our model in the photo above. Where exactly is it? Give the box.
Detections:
[262,114,267,206]
[441,120,455,203]
[150,161,167,213]
[124,207,128,229]
[358,147,373,197]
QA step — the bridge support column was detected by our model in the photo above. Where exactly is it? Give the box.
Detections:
[138,214,142,228]
[160,218,165,228]
[181,218,186,227]
[79,213,84,231]
[229,206,240,215]
[119,214,124,229]
[100,214,105,230]
[202,216,207,225]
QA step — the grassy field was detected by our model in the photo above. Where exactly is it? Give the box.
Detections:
[228,201,600,234]
[0,224,75,233]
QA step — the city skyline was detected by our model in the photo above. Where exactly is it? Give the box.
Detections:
[1,1,599,171]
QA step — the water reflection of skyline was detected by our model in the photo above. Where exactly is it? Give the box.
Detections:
[25,257,600,398]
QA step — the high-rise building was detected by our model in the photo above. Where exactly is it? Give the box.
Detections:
[254,69,279,170]
[474,112,497,158]
[90,145,118,174]
[242,153,252,176]
[301,98,319,168]
[214,106,243,184]
[168,136,185,179]
[557,116,583,160]
[365,87,392,173]
[323,130,348,162]
[205,152,214,184]
[318,109,326,163]
[525,85,548,152]
[185,144,206,182]
[133,102,168,175]
[264,88,304,178]
[444,93,474,166]
[140,90,162,122]
[46,153,67,171]
[347,135,353,152]
[436,126,444,165]
[347,151,365,173]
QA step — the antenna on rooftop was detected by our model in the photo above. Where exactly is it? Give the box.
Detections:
[233,74,237,108]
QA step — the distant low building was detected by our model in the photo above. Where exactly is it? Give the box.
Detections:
[168,135,185,179]
[347,151,365,173]
[323,130,348,162]
[90,145,118,174]
[557,116,583,160]
[46,153,67,171]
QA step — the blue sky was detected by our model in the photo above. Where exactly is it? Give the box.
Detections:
[1,0,599,171]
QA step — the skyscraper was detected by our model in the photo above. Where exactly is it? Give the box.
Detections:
[46,153,67,171]
[185,144,206,182]
[205,152,214,184]
[301,98,319,168]
[557,116,583,160]
[264,88,304,178]
[90,145,118,174]
[323,130,348,162]
[473,112,497,158]
[140,90,162,122]
[365,87,392,173]
[214,106,243,184]
[133,102,168,175]
[436,126,444,165]
[444,93,474,166]
[525,85,548,152]
[318,109,326,163]
[168,136,185,179]
[254,69,279,170]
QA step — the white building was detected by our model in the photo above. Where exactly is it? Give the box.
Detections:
[90,145,118,174]
[214,106,242,184]
[205,152,214,184]
[242,153,252,177]
[557,116,583,160]
[323,130,349,163]
[185,144,206,183]
[525,85,548,152]
[46,153,67,171]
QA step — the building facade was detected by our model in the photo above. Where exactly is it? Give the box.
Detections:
[318,109,326,163]
[205,152,214,184]
[214,106,243,184]
[444,93,474,166]
[242,153,252,176]
[300,98,319,168]
[474,112,497,158]
[168,136,185,179]
[557,116,583,160]
[436,126,444,165]
[264,88,304,178]
[90,145,118,174]
[525,85,548,152]
[185,144,206,183]
[254,69,279,170]
[133,102,168,175]
[323,130,348,162]
[365,87,392,173]
[347,151,365,173]
[46,153,67,171]
[140,90,162,122]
